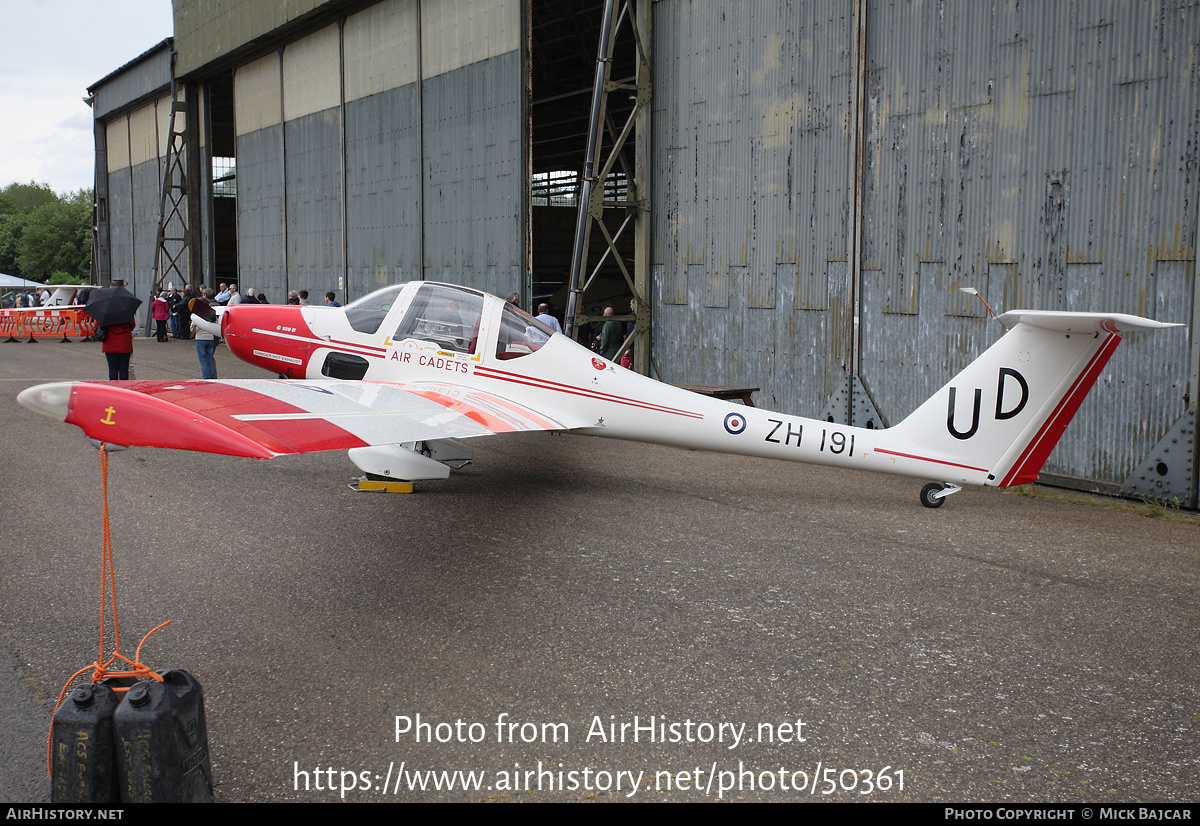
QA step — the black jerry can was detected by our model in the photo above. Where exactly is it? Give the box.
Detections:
[114,669,214,802]
[50,677,134,803]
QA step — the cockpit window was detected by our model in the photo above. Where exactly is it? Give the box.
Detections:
[495,303,555,360]
[344,284,407,334]
[393,283,485,353]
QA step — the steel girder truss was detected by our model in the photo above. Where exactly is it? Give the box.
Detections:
[565,0,653,375]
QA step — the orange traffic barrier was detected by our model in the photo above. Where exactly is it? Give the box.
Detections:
[0,308,97,342]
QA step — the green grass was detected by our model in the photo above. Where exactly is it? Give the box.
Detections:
[1002,484,1200,524]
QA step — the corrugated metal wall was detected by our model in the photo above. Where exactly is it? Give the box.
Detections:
[90,42,174,122]
[284,24,344,298]
[234,52,288,294]
[173,0,333,78]
[344,0,424,291]
[103,95,175,311]
[856,0,1197,497]
[105,117,134,288]
[230,0,524,304]
[652,0,857,410]
[651,0,1199,502]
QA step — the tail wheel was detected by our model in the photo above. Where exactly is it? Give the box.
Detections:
[920,483,945,508]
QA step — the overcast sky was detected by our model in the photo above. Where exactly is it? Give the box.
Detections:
[0,0,175,196]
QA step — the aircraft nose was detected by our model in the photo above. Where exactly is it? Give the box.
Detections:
[223,302,305,337]
[222,304,315,377]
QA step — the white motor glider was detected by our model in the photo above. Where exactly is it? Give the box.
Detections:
[17,281,1181,507]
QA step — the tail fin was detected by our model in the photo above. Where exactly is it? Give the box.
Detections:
[888,311,1181,487]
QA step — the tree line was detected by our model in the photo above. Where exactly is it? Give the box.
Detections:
[0,182,92,284]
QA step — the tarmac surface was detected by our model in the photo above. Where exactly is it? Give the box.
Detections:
[1,334,1197,802]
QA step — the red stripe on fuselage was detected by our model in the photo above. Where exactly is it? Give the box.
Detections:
[251,330,386,360]
[329,338,388,355]
[474,365,704,419]
[874,448,990,474]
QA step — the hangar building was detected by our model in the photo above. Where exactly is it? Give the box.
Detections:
[87,0,1199,506]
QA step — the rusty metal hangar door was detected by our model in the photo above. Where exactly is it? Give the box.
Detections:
[650,0,1198,506]
[852,1,1198,506]
[232,0,527,304]
[651,1,860,422]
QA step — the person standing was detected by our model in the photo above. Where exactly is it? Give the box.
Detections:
[192,289,218,379]
[597,306,623,361]
[166,287,183,338]
[535,303,563,334]
[101,321,134,380]
[151,291,170,342]
[325,291,341,307]
[620,298,637,369]
[176,285,193,339]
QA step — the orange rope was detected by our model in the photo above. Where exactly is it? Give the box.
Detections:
[46,444,171,778]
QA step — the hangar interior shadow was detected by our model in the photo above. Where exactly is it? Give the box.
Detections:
[530,0,638,313]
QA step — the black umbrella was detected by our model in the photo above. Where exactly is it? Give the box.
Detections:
[84,286,142,327]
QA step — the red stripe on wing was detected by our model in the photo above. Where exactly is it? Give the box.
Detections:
[65,381,369,457]
[403,386,556,433]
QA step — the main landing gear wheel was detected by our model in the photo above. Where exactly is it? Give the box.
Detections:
[920,483,945,508]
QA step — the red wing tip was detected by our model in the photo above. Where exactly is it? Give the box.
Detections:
[55,382,279,459]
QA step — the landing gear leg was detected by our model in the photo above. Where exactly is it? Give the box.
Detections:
[920,482,961,508]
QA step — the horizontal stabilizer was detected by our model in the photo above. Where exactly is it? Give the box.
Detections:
[996,310,1183,334]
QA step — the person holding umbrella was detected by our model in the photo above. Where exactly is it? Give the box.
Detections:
[101,320,134,379]
[83,286,142,380]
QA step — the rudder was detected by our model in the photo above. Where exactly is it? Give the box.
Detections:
[887,311,1178,487]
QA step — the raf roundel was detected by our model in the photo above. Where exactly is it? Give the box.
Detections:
[723,412,747,435]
